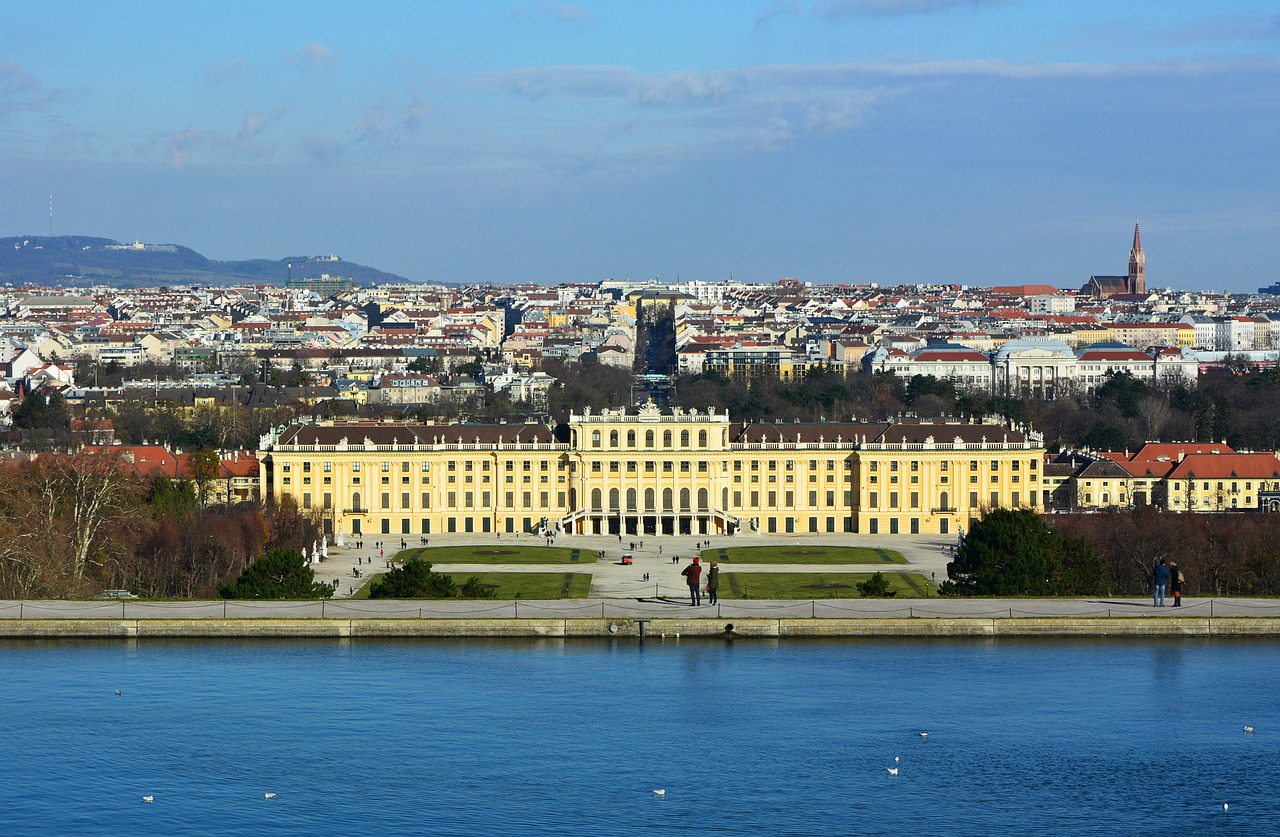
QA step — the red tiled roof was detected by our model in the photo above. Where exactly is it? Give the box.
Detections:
[1168,453,1280,480]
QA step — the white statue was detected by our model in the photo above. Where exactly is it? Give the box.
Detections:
[336,523,346,547]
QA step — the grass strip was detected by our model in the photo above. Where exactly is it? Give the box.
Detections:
[699,546,906,564]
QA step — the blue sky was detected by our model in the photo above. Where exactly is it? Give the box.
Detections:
[2,1,1278,290]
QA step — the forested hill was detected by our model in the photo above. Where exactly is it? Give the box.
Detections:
[0,236,413,288]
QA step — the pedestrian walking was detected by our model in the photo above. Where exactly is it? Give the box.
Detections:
[681,557,702,607]
[1170,561,1184,607]
[706,562,719,605]
[1153,558,1169,607]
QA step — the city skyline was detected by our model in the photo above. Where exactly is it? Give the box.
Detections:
[2,1,1278,290]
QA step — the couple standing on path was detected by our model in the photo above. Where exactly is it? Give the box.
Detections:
[680,557,718,606]
[1153,558,1184,607]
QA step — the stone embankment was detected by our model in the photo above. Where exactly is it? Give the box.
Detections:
[5,616,1280,639]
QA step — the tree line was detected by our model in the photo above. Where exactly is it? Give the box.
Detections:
[0,449,320,599]
[945,506,1280,598]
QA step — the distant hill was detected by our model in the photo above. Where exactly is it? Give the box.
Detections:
[0,235,414,288]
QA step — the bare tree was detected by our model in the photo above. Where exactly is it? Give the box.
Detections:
[33,450,136,580]
[1136,394,1173,441]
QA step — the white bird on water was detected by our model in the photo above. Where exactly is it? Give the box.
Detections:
[919,732,928,738]
[894,756,900,763]
[1224,803,1229,811]
[264,793,277,800]
[653,789,666,797]
[142,796,154,804]
[886,767,899,777]
[1244,726,1255,733]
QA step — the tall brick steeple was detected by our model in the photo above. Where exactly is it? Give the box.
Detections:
[1128,219,1145,294]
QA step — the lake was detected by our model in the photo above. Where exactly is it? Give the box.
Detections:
[3,637,1276,835]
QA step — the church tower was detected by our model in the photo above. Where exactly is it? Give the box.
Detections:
[1127,220,1145,294]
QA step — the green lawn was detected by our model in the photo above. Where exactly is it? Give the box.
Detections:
[352,571,591,600]
[392,545,595,564]
[700,545,906,564]
[450,572,593,600]
[720,571,935,599]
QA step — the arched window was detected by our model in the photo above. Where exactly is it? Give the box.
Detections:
[663,430,672,448]
[645,430,654,448]
[626,430,636,447]
[679,487,690,511]
[591,488,602,510]
[568,487,577,510]
[697,488,708,510]
[352,491,362,511]
[644,487,655,511]
[609,430,619,447]
[626,488,637,511]
[680,430,690,447]
[663,488,673,511]
[940,491,949,511]
[1101,493,1110,505]
[722,487,729,509]
[609,488,620,510]
[591,430,601,448]
[722,430,728,446]
[698,430,708,447]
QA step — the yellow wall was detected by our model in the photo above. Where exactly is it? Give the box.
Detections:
[261,411,1042,538]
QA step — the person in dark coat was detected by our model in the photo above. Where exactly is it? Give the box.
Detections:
[706,562,719,605]
[681,557,702,606]
[1169,561,1183,607]
[1153,559,1169,607]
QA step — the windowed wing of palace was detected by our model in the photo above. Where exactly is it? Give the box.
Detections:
[259,406,1043,538]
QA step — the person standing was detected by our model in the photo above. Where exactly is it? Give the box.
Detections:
[681,557,702,607]
[706,562,719,606]
[1153,559,1169,607]
[1170,562,1183,607]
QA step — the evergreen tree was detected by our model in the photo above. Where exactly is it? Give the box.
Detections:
[368,559,458,599]
[219,548,333,599]
[944,508,1109,597]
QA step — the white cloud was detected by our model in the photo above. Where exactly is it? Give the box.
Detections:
[515,2,593,25]
[635,72,740,106]
[755,0,804,29]
[348,96,430,145]
[286,41,339,70]
[206,58,249,83]
[814,0,1010,16]
[803,89,883,135]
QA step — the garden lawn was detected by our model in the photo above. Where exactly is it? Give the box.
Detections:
[351,571,591,600]
[700,546,906,564]
[393,545,594,564]
[448,572,592,599]
[721,572,934,599]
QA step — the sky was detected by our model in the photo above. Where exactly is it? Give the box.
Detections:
[1,1,1278,291]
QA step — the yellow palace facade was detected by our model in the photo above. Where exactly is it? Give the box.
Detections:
[258,404,1044,539]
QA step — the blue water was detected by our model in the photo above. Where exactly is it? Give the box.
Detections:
[3,637,1278,836]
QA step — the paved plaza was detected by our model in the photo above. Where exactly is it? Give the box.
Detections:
[311,529,958,600]
[3,530,1278,621]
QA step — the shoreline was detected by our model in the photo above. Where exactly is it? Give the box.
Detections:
[5,615,1280,639]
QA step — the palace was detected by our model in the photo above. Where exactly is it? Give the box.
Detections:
[258,405,1044,540]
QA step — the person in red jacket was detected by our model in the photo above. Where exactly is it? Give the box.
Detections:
[681,557,702,606]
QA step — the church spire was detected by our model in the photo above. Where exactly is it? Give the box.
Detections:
[1128,219,1145,294]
